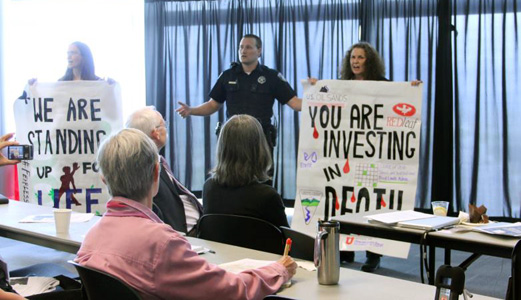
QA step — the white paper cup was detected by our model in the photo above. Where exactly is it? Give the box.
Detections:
[431,201,449,216]
[54,209,72,234]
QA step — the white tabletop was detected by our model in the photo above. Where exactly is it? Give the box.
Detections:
[333,213,519,257]
[187,237,499,300]
[0,200,99,253]
[0,200,500,299]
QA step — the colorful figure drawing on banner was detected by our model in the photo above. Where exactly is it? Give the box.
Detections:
[292,78,423,261]
[14,81,123,213]
[57,162,81,206]
[298,189,322,224]
[300,150,318,169]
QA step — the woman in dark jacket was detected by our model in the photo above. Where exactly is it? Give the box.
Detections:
[203,114,289,228]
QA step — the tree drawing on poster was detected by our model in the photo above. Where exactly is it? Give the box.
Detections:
[13,81,123,214]
[292,80,423,257]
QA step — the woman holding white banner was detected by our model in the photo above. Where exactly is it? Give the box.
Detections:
[340,42,388,82]
[310,42,421,272]
[338,41,389,272]
[24,41,109,88]
[59,41,100,81]
[344,42,422,272]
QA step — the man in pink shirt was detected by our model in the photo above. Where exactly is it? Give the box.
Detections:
[75,128,296,300]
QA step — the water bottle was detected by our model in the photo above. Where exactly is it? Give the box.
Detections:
[314,220,340,285]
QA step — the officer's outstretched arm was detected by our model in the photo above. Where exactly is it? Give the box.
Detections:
[176,99,222,118]
[286,96,302,112]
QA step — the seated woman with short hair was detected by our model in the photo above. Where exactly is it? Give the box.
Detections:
[203,114,289,228]
[75,128,296,299]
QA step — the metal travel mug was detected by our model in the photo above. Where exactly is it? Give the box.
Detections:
[314,220,340,285]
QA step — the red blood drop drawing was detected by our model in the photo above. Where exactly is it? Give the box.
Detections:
[381,196,387,207]
[343,158,350,173]
[350,192,356,203]
[313,126,319,139]
[335,195,340,210]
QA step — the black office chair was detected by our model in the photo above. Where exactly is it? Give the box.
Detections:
[151,202,165,220]
[69,261,141,300]
[280,226,315,261]
[196,214,285,254]
[506,239,521,300]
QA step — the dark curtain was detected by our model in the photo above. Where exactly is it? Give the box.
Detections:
[145,0,521,217]
[452,0,521,217]
[362,0,521,217]
[145,0,360,200]
[361,0,439,210]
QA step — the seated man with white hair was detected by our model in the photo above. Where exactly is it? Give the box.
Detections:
[75,128,297,299]
[126,106,203,235]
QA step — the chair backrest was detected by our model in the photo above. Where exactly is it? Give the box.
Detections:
[512,240,521,300]
[280,226,315,261]
[69,261,141,300]
[197,214,285,254]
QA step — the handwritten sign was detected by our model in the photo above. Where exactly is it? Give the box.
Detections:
[14,81,123,214]
[292,80,423,257]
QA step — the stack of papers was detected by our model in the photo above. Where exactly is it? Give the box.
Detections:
[10,277,60,297]
[365,210,434,225]
[365,210,460,230]
[473,222,521,237]
[397,216,460,230]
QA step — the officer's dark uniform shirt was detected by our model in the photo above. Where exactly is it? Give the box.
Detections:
[209,62,297,127]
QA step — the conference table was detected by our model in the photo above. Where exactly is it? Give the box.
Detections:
[0,200,500,299]
[332,213,520,285]
[0,200,100,254]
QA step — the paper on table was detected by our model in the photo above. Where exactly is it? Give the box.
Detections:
[219,258,316,273]
[219,258,274,274]
[219,259,292,288]
[296,260,316,271]
[19,213,94,223]
[364,210,434,225]
[191,245,215,255]
[473,222,521,237]
[10,276,60,297]
[396,216,460,230]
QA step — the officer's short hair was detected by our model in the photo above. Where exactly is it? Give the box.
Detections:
[243,34,262,49]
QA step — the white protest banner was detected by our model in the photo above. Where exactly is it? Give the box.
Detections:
[292,80,423,258]
[13,81,123,214]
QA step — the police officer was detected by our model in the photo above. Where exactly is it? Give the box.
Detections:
[176,34,302,151]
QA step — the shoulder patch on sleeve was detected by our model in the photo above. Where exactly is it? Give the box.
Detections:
[277,72,287,82]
